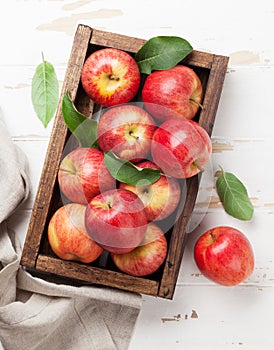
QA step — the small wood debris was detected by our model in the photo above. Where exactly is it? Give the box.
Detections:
[161,314,181,323]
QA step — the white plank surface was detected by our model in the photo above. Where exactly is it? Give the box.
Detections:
[1,1,274,349]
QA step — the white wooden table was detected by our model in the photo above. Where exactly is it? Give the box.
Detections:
[1,1,274,349]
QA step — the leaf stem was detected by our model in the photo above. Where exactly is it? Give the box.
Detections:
[218,164,224,173]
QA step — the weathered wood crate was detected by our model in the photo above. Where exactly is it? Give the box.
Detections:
[21,24,229,299]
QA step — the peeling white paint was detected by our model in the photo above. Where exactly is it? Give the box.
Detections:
[36,9,123,35]
[62,0,94,11]
[229,50,260,65]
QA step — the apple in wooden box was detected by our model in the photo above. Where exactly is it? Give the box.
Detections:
[20,25,229,299]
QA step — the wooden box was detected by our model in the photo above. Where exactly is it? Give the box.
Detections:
[21,24,229,299]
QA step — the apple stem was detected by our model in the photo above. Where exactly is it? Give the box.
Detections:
[215,165,225,179]
[129,131,139,140]
[159,172,172,178]
[190,98,204,109]
[193,160,204,173]
[209,231,216,242]
[109,74,120,81]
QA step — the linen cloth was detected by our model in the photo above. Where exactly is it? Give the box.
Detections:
[0,110,142,350]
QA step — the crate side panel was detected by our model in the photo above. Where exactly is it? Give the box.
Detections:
[198,54,229,135]
[158,176,199,299]
[183,50,214,69]
[21,25,229,300]
[90,29,146,53]
[36,255,159,296]
[21,25,93,268]
[158,55,229,299]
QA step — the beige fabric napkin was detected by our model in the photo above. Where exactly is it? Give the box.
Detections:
[0,110,142,350]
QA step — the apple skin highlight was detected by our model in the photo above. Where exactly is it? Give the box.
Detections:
[111,223,168,277]
[142,65,203,121]
[48,203,103,263]
[81,48,141,107]
[151,118,212,179]
[58,147,115,204]
[85,189,148,254]
[120,160,181,221]
[194,226,255,286]
[97,105,156,163]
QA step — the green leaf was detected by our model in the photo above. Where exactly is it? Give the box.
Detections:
[62,91,98,148]
[135,36,193,74]
[104,151,161,186]
[31,53,59,127]
[216,167,254,221]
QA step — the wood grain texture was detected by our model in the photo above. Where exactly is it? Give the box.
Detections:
[199,55,230,135]
[21,24,92,268]
[20,25,229,299]
[90,28,146,53]
[158,176,199,298]
[36,255,159,295]
[2,1,274,348]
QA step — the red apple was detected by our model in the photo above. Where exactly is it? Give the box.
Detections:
[194,226,255,286]
[81,48,140,107]
[48,203,103,263]
[97,104,156,162]
[85,189,148,254]
[58,147,115,204]
[120,160,181,221]
[142,65,203,121]
[111,223,167,276]
[151,118,212,178]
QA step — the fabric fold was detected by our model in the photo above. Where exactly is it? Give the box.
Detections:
[0,110,142,350]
